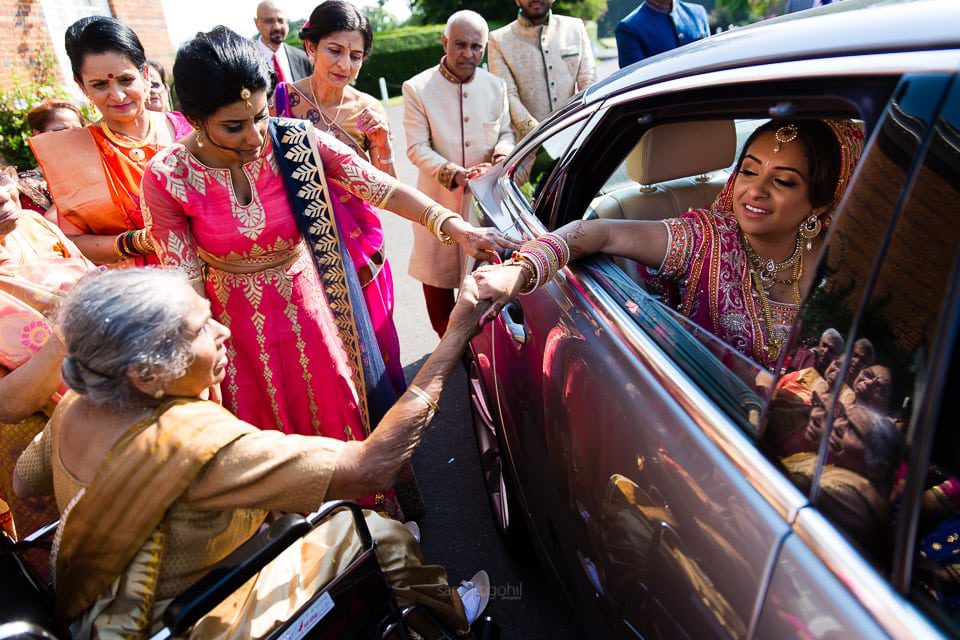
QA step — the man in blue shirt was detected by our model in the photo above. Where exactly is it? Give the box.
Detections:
[615,0,710,68]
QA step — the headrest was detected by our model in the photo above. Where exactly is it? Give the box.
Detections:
[626,120,737,185]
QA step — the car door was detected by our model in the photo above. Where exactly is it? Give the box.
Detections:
[477,84,833,637]
[757,72,960,638]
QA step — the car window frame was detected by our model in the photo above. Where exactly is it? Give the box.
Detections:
[886,75,960,599]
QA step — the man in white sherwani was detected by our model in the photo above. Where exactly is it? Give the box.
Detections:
[403,10,515,337]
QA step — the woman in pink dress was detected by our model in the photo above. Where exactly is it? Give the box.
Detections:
[143,27,514,515]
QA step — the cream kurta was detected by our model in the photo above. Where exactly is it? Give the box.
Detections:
[488,12,597,139]
[403,63,514,289]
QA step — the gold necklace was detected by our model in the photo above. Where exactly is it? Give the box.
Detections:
[307,83,346,131]
[99,115,155,162]
[743,232,803,290]
[743,233,804,362]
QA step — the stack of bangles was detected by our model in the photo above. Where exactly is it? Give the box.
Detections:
[418,204,461,246]
[114,229,155,258]
[506,233,571,295]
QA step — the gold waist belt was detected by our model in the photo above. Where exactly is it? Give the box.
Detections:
[198,244,304,274]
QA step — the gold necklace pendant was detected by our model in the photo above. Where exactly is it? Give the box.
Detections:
[99,115,155,163]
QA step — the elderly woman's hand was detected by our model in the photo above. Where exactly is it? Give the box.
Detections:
[443,217,519,262]
[446,275,490,337]
[472,261,530,325]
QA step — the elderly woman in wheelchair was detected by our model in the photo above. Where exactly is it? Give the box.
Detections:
[12,268,489,639]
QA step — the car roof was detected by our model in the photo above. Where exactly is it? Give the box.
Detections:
[586,0,960,103]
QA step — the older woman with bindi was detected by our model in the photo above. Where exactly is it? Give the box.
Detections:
[29,16,192,266]
[143,27,515,518]
[475,119,865,369]
[13,268,490,638]
[272,0,396,177]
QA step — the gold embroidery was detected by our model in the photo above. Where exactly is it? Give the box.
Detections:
[279,121,372,435]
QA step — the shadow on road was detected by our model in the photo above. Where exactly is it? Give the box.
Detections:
[404,356,582,638]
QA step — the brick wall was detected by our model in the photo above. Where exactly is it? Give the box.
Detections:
[0,0,174,90]
[109,0,174,75]
[0,0,55,87]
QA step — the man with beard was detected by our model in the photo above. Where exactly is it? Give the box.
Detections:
[254,1,312,83]
[488,0,597,140]
[403,11,515,336]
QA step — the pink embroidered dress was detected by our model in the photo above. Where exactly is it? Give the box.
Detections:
[142,130,399,443]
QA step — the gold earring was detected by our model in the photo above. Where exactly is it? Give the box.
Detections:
[152,388,164,399]
[800,212,822,250]
[196,130,204,148]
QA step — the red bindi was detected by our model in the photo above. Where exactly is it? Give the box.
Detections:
[107,73,114,79]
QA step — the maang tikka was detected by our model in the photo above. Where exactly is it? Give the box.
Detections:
[774,124,798,153]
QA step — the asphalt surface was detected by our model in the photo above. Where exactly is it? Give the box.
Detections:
[381,54,619,638]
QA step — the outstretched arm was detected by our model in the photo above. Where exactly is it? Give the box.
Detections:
[473,218,668,312]
[328,277,489,498]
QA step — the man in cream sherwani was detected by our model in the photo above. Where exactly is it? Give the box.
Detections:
[403,10,515,337]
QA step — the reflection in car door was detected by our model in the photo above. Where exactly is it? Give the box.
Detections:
[487,143,796,639]
[757,73,957,639]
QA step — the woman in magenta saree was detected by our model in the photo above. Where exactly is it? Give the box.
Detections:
[473,119,865,369]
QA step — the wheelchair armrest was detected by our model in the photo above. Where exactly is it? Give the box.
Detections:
[162,513,311,635]
[160,501,373,636]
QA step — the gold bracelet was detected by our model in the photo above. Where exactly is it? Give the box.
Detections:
[406,384,440,415]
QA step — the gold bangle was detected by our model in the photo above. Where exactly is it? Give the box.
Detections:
[406,383,440,415]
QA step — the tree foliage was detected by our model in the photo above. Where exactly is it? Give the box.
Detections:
[0,47,96,169]
[409,0,605,26]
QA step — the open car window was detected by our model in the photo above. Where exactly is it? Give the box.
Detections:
[587,258,768,438]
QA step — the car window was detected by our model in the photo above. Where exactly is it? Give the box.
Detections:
[587,259,767,436]
[903,80,960,635]
[762,75,954,568]
[509,117,588,217]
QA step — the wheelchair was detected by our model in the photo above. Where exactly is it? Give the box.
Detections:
[0,501,499,640]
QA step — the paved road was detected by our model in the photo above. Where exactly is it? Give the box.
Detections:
[381,54,619,638]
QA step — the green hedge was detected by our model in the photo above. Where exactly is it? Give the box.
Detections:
[356,25,446,97]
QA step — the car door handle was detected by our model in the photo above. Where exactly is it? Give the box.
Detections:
[500,301,527,345]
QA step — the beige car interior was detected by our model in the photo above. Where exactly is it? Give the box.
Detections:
[588,119,738,283]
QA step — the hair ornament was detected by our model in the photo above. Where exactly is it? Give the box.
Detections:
[774,124,798,153]
[240,87,252,109]
[303,20,311,29]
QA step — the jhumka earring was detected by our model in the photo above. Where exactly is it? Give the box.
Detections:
[240,87,252,109]
[800,212,822,250]
[774,124,798,153]
[152,388,165,399]
[196,130,205,148]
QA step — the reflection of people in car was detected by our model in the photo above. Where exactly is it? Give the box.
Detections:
[12,268,488,638]
[852,364,892,412]
[786,327,843,373]
[766,328,846,446]
[845,337,875,387]
[781,399,899,557]
[474,119,865,368]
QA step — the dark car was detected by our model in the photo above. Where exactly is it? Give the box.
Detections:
[465,1,960,637]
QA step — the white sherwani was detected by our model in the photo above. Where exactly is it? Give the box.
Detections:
[403,62,515,289]
[489,12,597,139]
